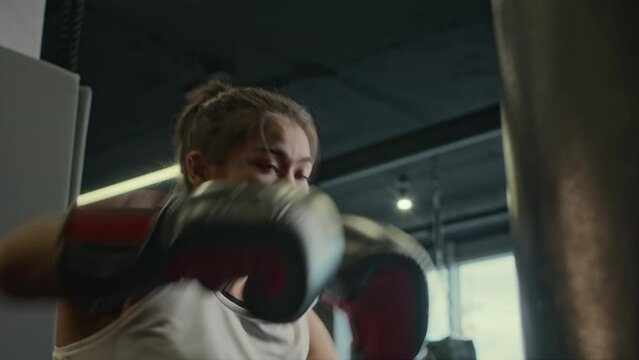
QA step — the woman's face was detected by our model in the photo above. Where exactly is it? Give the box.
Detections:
[188,113,314,193]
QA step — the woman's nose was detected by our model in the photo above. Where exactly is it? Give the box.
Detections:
[280,170,297,186]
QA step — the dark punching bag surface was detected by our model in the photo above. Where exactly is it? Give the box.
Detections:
[490,1,638,359]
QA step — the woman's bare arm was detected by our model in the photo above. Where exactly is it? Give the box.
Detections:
[0,214,149,346]
[0,190,166,297]
[0,214,65,297]
[307,309,338,360]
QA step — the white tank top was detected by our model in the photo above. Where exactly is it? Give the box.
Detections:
[52,280,310,360]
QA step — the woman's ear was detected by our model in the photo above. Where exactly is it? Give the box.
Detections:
[185,150,217,188]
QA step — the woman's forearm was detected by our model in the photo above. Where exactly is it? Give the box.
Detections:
[0,214,65,297]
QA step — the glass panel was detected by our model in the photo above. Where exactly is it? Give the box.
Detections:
[426,268,451,341]
[459,254,524,360]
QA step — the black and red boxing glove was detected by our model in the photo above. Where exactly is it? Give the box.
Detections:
[57,181,345,322]
[322,215,433,360]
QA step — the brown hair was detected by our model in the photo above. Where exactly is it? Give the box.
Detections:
[173,80,319,192]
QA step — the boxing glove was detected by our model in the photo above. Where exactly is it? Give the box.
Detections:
[323,214,433,359]
[58,181,345,322]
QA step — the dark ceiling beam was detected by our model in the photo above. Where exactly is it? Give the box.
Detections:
[317,105,502,188]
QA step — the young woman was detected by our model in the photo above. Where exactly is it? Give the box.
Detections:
[0,81,338,360]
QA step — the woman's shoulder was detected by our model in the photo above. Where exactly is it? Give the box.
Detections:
[55,296,126,347]
[54,282,185,348]
[54,281,312,360]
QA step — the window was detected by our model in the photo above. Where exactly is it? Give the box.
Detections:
[459,254,524,360]
[426,268,451,341]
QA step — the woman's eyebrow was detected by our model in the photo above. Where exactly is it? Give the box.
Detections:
[254,147,313,164]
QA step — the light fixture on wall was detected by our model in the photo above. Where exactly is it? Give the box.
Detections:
[76,164,179,206]
[396,175,413,211]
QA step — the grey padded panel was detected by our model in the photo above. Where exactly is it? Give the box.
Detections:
[68,86,92,204]
[0,45,90,360]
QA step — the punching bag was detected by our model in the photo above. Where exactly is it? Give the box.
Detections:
[490,1,638,359]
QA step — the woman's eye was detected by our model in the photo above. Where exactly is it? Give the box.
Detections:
[261,163,280,173]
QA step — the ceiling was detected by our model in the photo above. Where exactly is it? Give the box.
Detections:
[42,0,508,254]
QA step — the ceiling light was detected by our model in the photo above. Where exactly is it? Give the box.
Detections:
[397,197,413,211]
[396,174,413,211]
